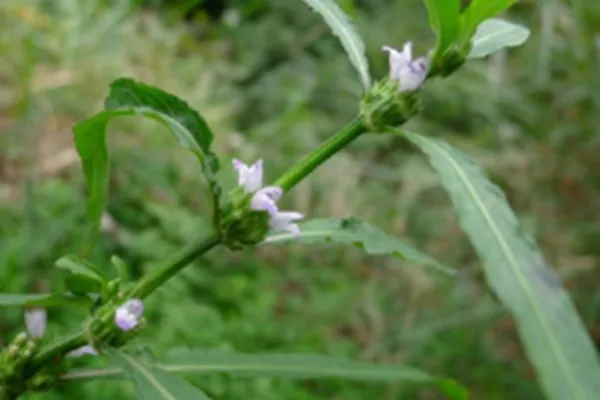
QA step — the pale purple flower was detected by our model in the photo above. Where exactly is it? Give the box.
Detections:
[250,186,283,215]
[67,345,98,358]
[115,299,144,331]
[233,159,304,237]
[25,308,46,339]
[382,42,429,92]
[233,159,263,193]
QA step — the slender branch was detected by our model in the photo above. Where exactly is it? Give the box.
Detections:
[274,118,366,192]
[128,234,221,299]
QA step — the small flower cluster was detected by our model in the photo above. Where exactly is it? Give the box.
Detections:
[233,159,304,236]
[22,299,144,357]
[382,42,429,92]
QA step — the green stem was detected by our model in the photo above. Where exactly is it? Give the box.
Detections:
[31,234,220,370]
[128,234,221,299]
[273,117,366,192]
[31,332,86,369]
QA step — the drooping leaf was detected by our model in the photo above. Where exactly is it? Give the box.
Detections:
[107,348,212,400]
[73,78,220,232]
[0,293,92,308]
[69,350,467,400]
[262,218,454,275]
[459,0,517,43]
[300,0,371,90]
[422,0,461,58]
[468,18,530,58]
[402,130,600,400]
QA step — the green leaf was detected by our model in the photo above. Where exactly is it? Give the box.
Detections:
[107,348,212,400]
[422,0,461,58]
[0,293,92,308]
[73,78,220,231]
[300,0,371,90]
[111,255,130,282]
[56,255,106,282]
[402,131,600,400]
[164,350,466,400]
[468,18,530,58]
[459,0,517,43]
[262,218,454,275]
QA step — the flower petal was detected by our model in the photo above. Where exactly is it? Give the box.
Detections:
[382,43,411,80]
[67,345,98,358]
[398,58,429,92]
[233,159,263,193]
[269,211,304,231]
[115,299,144,331]
[124,299,144,319]
[25,308,46,339]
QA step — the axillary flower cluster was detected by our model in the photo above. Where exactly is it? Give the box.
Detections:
[233,159,304,236]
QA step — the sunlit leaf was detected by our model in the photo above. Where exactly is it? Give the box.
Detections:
[402,130,600,400]
[422,0,461,58]
[262,218,454,275]
[468,18,530,58]
[73,78,220,232]
[107,348,212,400]
[0,293,91,308]
[459,0,517,43]
[300,0,371,90]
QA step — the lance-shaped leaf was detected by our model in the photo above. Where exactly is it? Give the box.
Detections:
[468,18,530,58]
[422,0,461,59]
[459,0,517,43]
[300,0,371,90]
[73,78,220,232]
[67,350,467,400]
[402,130,600,400]
[107,348,212,400]
[55,255,107,293]
[0,293,92,308]
[262,217,454,275]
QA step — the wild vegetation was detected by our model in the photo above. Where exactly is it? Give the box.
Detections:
[1,1,599,399]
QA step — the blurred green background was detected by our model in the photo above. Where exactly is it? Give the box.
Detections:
[1,0,599,399]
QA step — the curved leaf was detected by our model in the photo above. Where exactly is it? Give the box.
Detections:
[107,348,212,400]
[468,18,530,58]
[300,0,371,90]
[403,131,600,400]
[0,293,91,308]
[422,0,461,57]
[262,217,454,275]
[73,78,220,232]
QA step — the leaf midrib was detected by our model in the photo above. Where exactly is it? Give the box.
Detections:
[121,353,175,400]
[426,139,583,398]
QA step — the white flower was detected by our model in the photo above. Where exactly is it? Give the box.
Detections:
[67,345,98,357]
[25,308,46,339]
[382,42,429,92]
[233,159,263,193]
[269,211,304,237]
[115,299,144,331]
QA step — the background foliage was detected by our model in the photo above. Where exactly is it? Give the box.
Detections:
[1,0,599,399]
